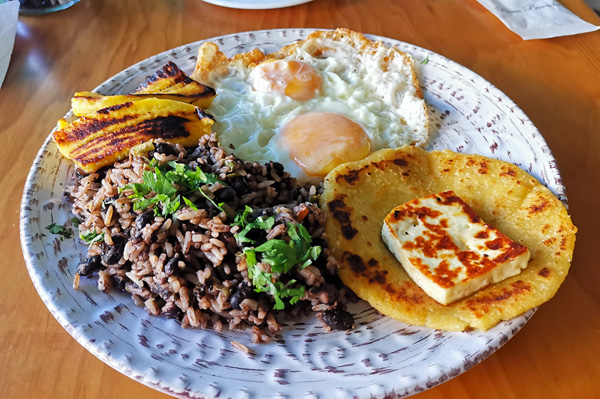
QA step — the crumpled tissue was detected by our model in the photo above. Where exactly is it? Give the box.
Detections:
[477,0,600,40]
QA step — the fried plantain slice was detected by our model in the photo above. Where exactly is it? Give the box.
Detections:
[53,98,214,173]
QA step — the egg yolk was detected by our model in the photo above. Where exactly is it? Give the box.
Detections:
[280,112,371,177]
[251,60,322,101]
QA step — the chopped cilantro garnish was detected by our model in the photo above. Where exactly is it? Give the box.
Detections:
[254,239,297,273]
[254,223,321,273]
[233,205,253,228]
[166,160,223,186]
[421,56,429,65]
[144,167,177,198]
[244,247,306,310]
[46,223,73,240]
[163,162,225,212]
[79,230,105,246]
[239,220,322,310]
[120,159,226,217]
[182,196,198,211]
[234,210,275,244]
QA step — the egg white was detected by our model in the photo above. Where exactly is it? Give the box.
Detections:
[205,39,427,180]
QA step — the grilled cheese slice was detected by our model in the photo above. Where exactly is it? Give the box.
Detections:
[382,191,530,305]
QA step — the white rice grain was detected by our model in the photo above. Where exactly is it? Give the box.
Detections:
[145,298,160,316]
[231,340,251,355]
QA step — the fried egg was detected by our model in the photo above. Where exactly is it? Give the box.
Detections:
[250,59,323,101]
[192,29,429,180]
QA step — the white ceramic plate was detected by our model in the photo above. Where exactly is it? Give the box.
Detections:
[20,29,564,399]
[201,0,312,10]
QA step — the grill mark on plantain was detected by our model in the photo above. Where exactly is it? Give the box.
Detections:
[96,102,135,115]
[134,61,215,96]
[141,61,191,86]
[54,114,137,144]
[196,108,215,121]
[71,115,192,165]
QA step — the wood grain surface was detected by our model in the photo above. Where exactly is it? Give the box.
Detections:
[1,0,599,398]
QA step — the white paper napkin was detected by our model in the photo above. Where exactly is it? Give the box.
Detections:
[0,0,19,88]
[477,0,600,40]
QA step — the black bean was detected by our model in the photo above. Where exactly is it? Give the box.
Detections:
[164,254,181,277]
[161,302,183,319]
[154,142,177,156]
[320,308,355,331]
[135,211,155,231]
[229,282,253,310]
[267,162,285,174]
[148,281,170,301]
[110,273,127,291]
[214,186,236,203]
[220,232,239,254]
[231,176,249,195]
[102,235,126,265]
[77,255,104,276]
[241,228,264,246]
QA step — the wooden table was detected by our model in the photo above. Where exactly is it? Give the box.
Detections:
[2,0,599,397]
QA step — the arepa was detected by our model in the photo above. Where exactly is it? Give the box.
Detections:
[320,146,576,331]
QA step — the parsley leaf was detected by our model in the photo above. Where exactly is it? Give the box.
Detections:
[287,223,321,268]
[164,161,225,212]
[120,159,227,217]
[157,194,181,217]
[182,196,198,211]
[233,205,253,228]
[253,223,320,273]
[244,248,306,310]
[143,167,177,198]
[255,239,297,273]
[240,221,321,310]
[165,161,224,187]
[79,230,105,246]
[46,223,73,240]
[235,214,275,244]
[421,56,429,65]
[277,281,305,306]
